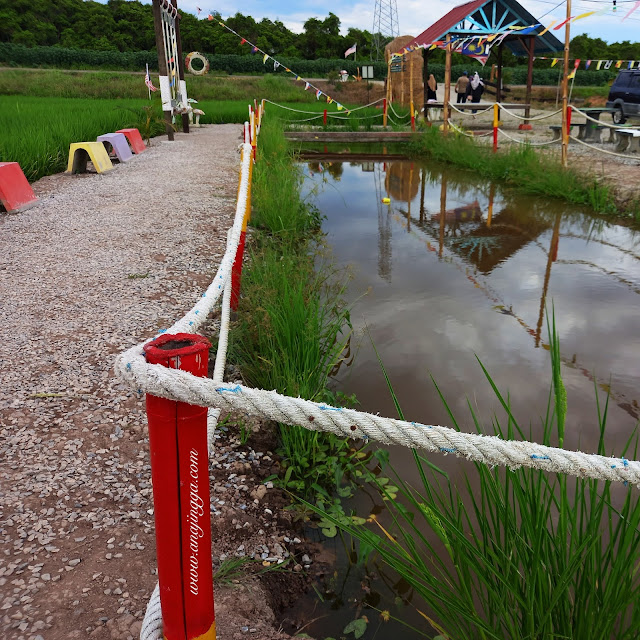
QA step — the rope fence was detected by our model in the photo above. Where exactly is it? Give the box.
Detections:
[121,100,639,640]
[495,105,563,121]
[115,107,640,490]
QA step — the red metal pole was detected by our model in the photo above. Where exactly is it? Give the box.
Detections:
[566,104,572,134]
[323,109,327,126]
[144,334,216,640]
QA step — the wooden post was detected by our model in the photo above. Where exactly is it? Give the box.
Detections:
[496,43,503,104]
[524,35,535,125]
[422,48,430,120]
[439,175,447,257]
[171,0,189,133]
[561,0,571,168]
[151,0,174,141]
[443,35,452,136]
[487,182,495,227]
[384,59,392,129]
[419,167,425,222]
[410,55,415,131]
[401,56,406,107]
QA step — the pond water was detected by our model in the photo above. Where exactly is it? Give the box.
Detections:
[282,154,640,639]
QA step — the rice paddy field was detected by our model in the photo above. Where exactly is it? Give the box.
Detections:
[0,69,386,183]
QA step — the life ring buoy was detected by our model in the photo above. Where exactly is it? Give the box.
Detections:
[186,52,209,76]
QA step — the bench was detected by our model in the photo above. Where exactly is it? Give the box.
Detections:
[549,124,572,140]
[615,129,640,153]
[575,122,606,143]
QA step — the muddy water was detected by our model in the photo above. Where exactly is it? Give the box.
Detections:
[284,157,640,639]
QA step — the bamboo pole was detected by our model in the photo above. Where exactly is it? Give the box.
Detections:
[561,0,571,168]
[443,34,452,136]
[410,55,415,131]
[384,58,392,129]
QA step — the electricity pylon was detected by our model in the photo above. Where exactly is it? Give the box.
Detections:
[372,0,400,60]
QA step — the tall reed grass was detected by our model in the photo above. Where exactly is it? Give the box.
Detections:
[232,119,353,495]
[409,127,627,219]
[317,315,640,639]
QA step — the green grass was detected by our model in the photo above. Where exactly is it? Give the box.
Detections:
[315,314,640,639]
[0,69,318,103]
[232,118,355,497]
[409,127,635,219]
[0,95,165,182]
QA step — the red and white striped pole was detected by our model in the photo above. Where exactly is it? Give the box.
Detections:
[144,334,216,640]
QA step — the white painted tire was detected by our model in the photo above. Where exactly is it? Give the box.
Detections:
[186,52,209,76]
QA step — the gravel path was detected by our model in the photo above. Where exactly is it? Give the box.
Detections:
[0,125,242,639]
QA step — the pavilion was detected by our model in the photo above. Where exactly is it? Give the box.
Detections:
[402,0,564,118]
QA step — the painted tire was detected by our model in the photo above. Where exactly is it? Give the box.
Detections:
[186,52,209,76]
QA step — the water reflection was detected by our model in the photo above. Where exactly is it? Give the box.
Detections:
[302,158,640,431]
[291,157,640,639]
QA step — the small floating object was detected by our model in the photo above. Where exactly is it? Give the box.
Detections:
[381,197,391,204]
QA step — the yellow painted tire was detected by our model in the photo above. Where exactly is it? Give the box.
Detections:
[186,52,209,76]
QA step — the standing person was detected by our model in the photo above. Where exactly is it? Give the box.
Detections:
[426,74,438,102]
[455,71,469,103]
[467,72,484,113]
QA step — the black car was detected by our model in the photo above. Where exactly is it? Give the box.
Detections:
[606,70,640,124]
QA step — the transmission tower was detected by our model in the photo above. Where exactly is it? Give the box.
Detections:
[372,0,400,60]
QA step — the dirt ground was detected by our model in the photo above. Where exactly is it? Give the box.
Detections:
[0,126,321,640]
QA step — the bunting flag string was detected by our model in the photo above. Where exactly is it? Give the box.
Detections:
[210,17,350,114]
[390,6,639,65]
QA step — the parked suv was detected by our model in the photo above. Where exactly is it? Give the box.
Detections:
[606,70,640,124]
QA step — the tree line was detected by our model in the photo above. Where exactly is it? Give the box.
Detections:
[0,0,638,64]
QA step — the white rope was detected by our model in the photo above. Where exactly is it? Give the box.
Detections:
[283,115,324,123]
[569,135,640,160]
[140,583,162,640]
[445,120,491,138]
[389,102,411,120]
[570,105,619,129]
[327,112,383,121]
[496,105,563,121]
[115,364,640,487]
[347,98,385,111]
[449,103,494,116]
[498,128,560,146]
[137,144,252,640]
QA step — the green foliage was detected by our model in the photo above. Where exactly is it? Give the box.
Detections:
[0,2,378,60]
[343,617,368,638]
[232,118,355,500]
[314,325,640,640]
[409,127,623,217]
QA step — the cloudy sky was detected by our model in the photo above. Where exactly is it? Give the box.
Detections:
[169,0,639,44]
